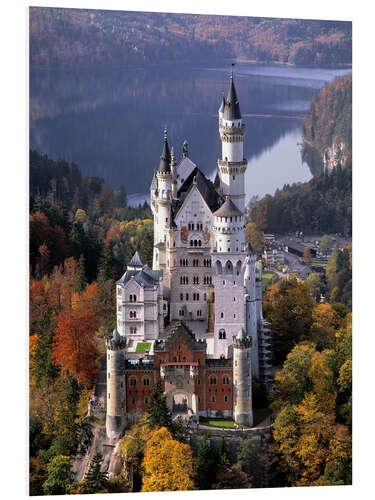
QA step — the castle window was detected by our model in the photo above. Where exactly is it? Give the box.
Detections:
[197,310,202,317]
[224,395,228,403]
[198,379,201,385]
[190,240,193,247]
[198,240,202,247]
[211,395,216,403]
[144,397,149,404]
[223,376,229,385]
[186,293,189,300]
[179,309,185,317]
[210,376,217,385]
[219,329,226,339]
[198,396,201,403]
[130,311,137,319]
[204,293,207,301]
[130,326,137,334]
[233,297,236,301]
[180,293,183,301]
[131,397,136,405]
[220,312,224,319]
[182,356,186,362]
[130,378,137,387]
[143,378,150,386]
[163,304,166,311]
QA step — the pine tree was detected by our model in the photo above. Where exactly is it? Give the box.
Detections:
[84,453,109,493]
[75,253,87,293]
[194,434,217,490]
[32,309,59,386]
[147,379,172,430]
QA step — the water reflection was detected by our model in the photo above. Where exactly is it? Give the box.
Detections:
[30,62,350,197]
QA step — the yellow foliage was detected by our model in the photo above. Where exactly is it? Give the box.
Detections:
[141,427,195,492]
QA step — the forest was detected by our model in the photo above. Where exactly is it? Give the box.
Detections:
[30,8,352,68]
[302,73,352,175]
[29,148,351,493]
[250,73,352,236]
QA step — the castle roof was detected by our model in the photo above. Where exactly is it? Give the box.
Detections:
[128,251,144,268]
[213,197,243,217]
[223,72,242,121]
[172,166,222,219]
[117,266,162,287]
[158,129,171,173]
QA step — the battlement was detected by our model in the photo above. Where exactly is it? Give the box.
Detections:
[232,336,252,349]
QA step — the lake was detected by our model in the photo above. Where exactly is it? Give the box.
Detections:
[29,62,351,206]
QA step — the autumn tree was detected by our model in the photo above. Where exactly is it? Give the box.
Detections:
[303,246,312,264]
[308,303,342,351]
[264,278,315,364]
[245,222,265,254]
[306,272,322,302]
[141,427,195,492]
[52,308,99,387]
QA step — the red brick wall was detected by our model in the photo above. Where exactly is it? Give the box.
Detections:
[205,369,233,413]
[126,370,155,413]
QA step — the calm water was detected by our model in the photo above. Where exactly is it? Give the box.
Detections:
[29,62,351,205]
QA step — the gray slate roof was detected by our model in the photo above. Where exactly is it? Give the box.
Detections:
[117,266,162,287]
[128,251,144,268]
[172,166,222,219]
[158,129,171,173]
[223,73,242,121]
[213,197,243,217]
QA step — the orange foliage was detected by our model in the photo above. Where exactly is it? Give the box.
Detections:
[52,309,99,387]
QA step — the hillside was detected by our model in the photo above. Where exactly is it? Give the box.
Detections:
[302,73,352,175]
[30,8,352,68]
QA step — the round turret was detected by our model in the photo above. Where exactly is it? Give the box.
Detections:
[106,329,126,439]
[232,328,253,426]
[212,198,245,253]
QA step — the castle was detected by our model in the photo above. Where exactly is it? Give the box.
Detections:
[106,73,272,439]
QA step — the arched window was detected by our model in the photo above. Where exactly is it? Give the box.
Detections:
[216,261,222,274]
[219,329,226,339]
[129,377,137,387]
[198,240,202,247]
[223,376,229,385]
[194,240,197,247]
[210,376,217,385]
[225,261,233,274]
[143,377,150,386]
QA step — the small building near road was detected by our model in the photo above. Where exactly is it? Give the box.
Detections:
[284,240,317,258]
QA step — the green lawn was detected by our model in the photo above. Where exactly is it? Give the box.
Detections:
[262,271,278,291]
[199,408,271,429]
[135,342,152,353]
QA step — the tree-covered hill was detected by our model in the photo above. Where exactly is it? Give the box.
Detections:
[250,72,352,236]
[302,73,352,175]
[30,8,352,68]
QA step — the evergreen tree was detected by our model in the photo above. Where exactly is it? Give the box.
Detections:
[84,453,109,493]
[50,373,81,456]
[139,230,154,268]
[75,253,87,293]
[194,434,217,490]
[32,309,59,386]
[147,379,172,430]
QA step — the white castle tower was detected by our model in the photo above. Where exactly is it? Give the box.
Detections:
[152,129,172,273]
[212,73,248,358]
[217,72,248,213]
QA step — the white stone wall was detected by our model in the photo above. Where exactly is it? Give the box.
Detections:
[212,254,246,357]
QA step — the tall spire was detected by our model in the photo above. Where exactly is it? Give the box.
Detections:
[223,72,241,120]
[158,128,171,173]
